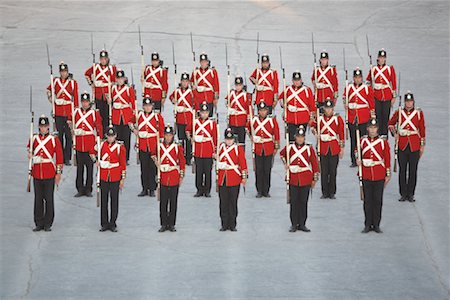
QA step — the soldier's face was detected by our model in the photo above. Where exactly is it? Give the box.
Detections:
[164,133,173,143]
[60,70,69,79]
[235,84,243,92]
[354,76,362,85]
[261,61,270,69]
[81,100,90,109]
[295,135,305,145]
[107,135,116,143]
[293,79,302,87]
[225,138,234,146]
[143,104,153,113]
[200,60,208,69]
[152,60,159,67]
[39,125,49,134]
[324,107,333,116]
[258,109,268,118]
[100,57,108,65]
[320,58,328,66]
[181,79,189,88]
[378,56,386,65]
[200,111,209,119]
[117,77,125,85]
[405,100,414,109]
[368,126,378,137]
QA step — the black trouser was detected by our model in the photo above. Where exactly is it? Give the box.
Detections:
[176,123,192,164]
[95,97,110,134]
[139,150,157,192]
[55,116,72,163]
[219,184,240,229]
[153,100,162,112]
[194,157,213,194]
[320,152,339,197]
[33,178,55,228]
[207,103,215,117]
[375,99,391,136]
[115,122,131,161]
[288,123,308,142]
[160,185,179,227]
[76,151,94,194]
[230,125,246,148]
[289,185,310,227]
[100,180,119,228]
[398,145,420,198]
[349,122,367,164]
[255,153,273,195]
[362,180,384,227]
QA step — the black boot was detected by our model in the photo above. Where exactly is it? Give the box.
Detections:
[289,226,297,232]
[149,190,155,197]
[74,191,84,198]
[158,226,167,232]
[138,190,148,197]
[361,226,371,233]
[32,226,43,232]
[373,226,383,233]
[399,196,407,202]
[408,195,416,202]
[194,191,203,197]
[298,225,311,232]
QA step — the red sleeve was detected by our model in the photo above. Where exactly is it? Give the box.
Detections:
[310,68,315,84]
[308,88,316,110]
[178,144,186,172]
[273,70,279,94]
[384,140,391,170]
[366,67,372,82]
[388,109,399,127]
[213,69,220,94]
[332,67,338,93]
[246,93,252,114]
[73,80,79,107]
[273,117,280,143]
[96,111,104,137]
[238,146,247,173]
[54,136,64,166]
[280,146,286,160]
[310,146,319,174]
[390,65,397,92]
[367,87,375,111]
[169,90,175,102]
[249,69,257,81]
[111,65,117,83]
[190,70,195,85]
[338,116,345,141]
[85,65,93,78]
[120,144,127,172]
[47,83,51,92]
[342,85,347,98]
[419,110,426,140]
[158,115,165,137]
[212,121,218,148]
[162,68,169,93]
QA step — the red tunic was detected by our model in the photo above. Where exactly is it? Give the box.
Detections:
[84,64,117,100]
[311,65,338,103]
[225,90,252,127]
[312,114,345,156]
[28,134,63,179]
[143,65,168,101]
[343,83,375,124]
[73,108,103,153]
[111,84,136,125]
[279,85,315,125]
[280,143,320,187]
[366,64,397,101]
[46,78,79,118]
[136,111,165,154]
[247,116,280,156]
[187,118,218,158]
[191,67,220,104]
[170,87,194,125]
[250,68,279,107]
[388,108,426,152]
[358,136,391,181]
[217,143,248,186]
[156,142,186,186]
[98,141,126,182]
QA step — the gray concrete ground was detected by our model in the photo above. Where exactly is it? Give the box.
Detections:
[1,1,449,299]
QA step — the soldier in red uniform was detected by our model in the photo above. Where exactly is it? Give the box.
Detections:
[84,49,117,133]
[191,53,220,117]
[247,101,280,198]
[111,70,136,163]
[133,97,165,197]
[367,49,397,136]
[388,92,426,202]
[142,52,168,112]
[280,126,319,233]
[311,99,345,199]
[96,126,127,232]
[279,71,315,142]
[311,51,338,107]
[170,72,194,165]
[73,92,103,197]
[28,115,63,232]
[47,62,79,165]
[343,68,375,167]
[249,54,279,115]
[226,76,252,148]
[357,118,391,233]
[217,128,248,231]
[187,102,218,197]
[154,125,186,232]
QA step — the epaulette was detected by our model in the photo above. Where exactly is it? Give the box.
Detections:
[117,141,124,145]
[211,66,216,69]
[334,112,340,116]
[415,107,421,111]
[331,65,336,68]
[164,67,168,70]
[52,132,59,136]
[95,109,100,112]
[380,135,388,140]
[361,135,368,139]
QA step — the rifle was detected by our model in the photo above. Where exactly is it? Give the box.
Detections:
[91,33,96,106]
[215,113,220,193]
[394,72,401,172]
[172,41,178,119]
[355,117,364,201]
[343,48,349,140]
[27,86,34,193]
[131,66,140,165]
[311,33,317,137]
[279,46,289,203]
[366,34,374,87]
[138,26,145,98]
[190,32,197,174]
[71,83,77,166]
[46,43,56,132]
[191,104,196,174]
[252,32,260,106]
[96,136,101,207]
[225,43,231,124]
[190,32,196,89]
[156,118,161,201]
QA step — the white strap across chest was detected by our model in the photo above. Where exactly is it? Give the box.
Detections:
[219,144,241,175]
[362,138,385,165]
[229,90,247,114]
[252,117,274,137]
[289,144,312,171]
[373,65,391,84]
[101,142,120,161]
[33,135,56,166]
[194,69,214,90]
[75,109,96,132]
[316,66,334,90]
[160,143,178,166]
[349,84,369,105]
[257,69,274,87]
[138,112,158,132]
[95,64,113,82]
[287,86,309,109]
[144,66,163,89]
[112,85,130,106]
[195,119,213,138]
[319,116,338,136]
[400,110,419,132]
[54,78,73,99]
[176,89,193,108]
